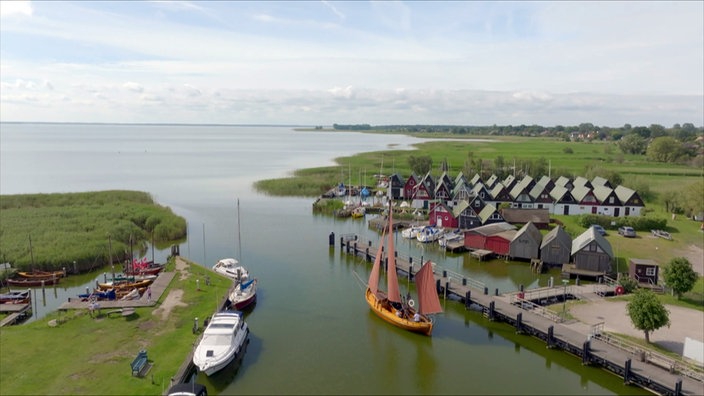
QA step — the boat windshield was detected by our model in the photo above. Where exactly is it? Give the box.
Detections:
[201,334,233,346]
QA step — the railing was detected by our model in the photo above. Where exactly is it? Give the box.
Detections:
[512,297,563,322]
[591,323,704,383]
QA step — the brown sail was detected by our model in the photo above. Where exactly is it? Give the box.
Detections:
[415,261,443,315]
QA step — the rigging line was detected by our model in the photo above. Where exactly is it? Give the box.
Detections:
[351,271,367,292]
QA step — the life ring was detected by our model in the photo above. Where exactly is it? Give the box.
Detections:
[615,285,625,295]
[408,299,415,308]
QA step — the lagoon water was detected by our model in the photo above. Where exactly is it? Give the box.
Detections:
[0,123,646,395]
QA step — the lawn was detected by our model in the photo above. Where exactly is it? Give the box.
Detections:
[0,257,232,395]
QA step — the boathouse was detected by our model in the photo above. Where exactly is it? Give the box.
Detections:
[464,222,516,251]
[509,222,542,261]
[500,208,550,229]
[539,226,572,266]
[571,227,613,274]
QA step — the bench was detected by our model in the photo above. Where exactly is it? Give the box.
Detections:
[131,350,148,377]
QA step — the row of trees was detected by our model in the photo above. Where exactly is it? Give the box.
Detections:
[367,122,702,141]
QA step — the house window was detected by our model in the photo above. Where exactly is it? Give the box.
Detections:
[609,197,614,204]
[646,267,656,277]
[589,243,597,252]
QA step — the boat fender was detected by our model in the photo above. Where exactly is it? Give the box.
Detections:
[615,286,625,295]
[408,299,415,308]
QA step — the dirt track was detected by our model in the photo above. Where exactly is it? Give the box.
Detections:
[569,299,704,355]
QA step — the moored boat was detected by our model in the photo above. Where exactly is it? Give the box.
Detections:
[17,270,65,280]
[401,225,425,239]
[7,277,60,287]
[212,258,249,282]
[228,279,257,310]
[416,226,444,243]
[365,201,443,336]
[97,278,153,291]
[193,311,249,376]
[0,289,31,304]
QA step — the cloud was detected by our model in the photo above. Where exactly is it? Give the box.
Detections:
[0,1,33,18]
[123,82,144,93]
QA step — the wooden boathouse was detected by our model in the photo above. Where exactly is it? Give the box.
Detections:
[333,233,704,396]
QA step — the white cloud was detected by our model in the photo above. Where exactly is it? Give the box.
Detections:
[0,1,701,126]
[0,0,33,18]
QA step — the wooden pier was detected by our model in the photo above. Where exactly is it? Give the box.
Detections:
[58,271,175,311]
[336,234,704,396]
[0,302,32,327]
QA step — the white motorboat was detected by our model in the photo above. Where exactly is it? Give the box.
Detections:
[401,225,425,239]
[438,230,463,247]
[193,311,249,376]
[213,258,249,282]
[416,226,444,243]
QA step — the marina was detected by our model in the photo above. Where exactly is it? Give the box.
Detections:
[338,233,704,395]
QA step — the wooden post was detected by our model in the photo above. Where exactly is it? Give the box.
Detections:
[464,290,471,309]
[329,232,335,246]
[547,325,554,348]
[675,378,682,395]
[484,286,488,295]
[624,358,632,384]
[444,281,449,299]
[516,312,523,334]
[582,340,590,365]
[488,301,495,321]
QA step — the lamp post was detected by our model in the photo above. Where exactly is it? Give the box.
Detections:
[562,279,569,321]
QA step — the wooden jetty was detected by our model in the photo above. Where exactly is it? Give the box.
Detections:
[0,302,32,327]
[58,271,175,311]
[335,233,704,396]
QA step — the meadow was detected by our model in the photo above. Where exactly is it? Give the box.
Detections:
[254,135,701,199]
[0,191,187,272]
[0,257,231,395]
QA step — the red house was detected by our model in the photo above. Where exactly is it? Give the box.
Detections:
[429,202,459,228]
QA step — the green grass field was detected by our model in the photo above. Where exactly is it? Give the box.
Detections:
[0,257,231,395]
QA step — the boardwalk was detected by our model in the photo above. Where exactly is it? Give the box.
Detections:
[338,235,704,396]
[58,271,175,311]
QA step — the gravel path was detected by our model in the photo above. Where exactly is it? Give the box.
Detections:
[568,299,704,355]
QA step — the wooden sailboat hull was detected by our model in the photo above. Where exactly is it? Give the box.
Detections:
[365,288,433,336]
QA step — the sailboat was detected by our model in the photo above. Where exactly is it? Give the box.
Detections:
[365,201,443,336]
[227,199,257,310]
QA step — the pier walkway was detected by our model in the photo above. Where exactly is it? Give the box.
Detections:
[337,234,704,396]
[58,271,175,311]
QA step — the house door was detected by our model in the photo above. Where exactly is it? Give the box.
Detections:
[614,207,620,217]
[563,205,569,215]
[625,207,630,216]
[591,206,597,214]
[436,216,443,227]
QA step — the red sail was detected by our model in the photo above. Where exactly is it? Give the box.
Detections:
[368,227,385,296]
[416,261,443,315]
[386,202,401,303]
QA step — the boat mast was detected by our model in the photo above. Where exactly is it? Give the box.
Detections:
[237,198,242,263]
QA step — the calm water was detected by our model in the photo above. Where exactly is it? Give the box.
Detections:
[0,123,646,395]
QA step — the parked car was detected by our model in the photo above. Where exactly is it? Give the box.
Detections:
[590,224,607,236]
[618,226,636,238]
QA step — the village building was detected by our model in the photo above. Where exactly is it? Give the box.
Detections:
[539,226,572,266]
[509,222,542,261]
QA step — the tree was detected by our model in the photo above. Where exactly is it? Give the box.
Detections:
[647,136,681,162]
[681,180,704,218]
[627,289,670,343]
[408,155,432,176]
[618,133,647,155]
[662,257,699,299]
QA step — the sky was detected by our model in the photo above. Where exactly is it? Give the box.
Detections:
[1,1,702,127]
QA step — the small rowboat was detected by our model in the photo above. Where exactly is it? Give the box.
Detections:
[97,278,153,291]
[17,270,65,280]
[7,277,60,287]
